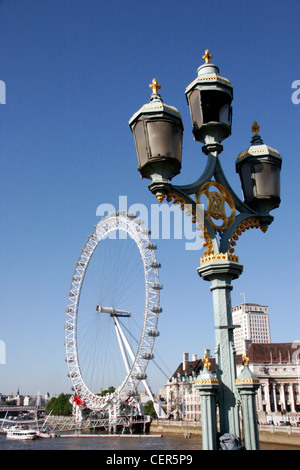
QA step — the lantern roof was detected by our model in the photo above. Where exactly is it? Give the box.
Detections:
[236,354,260,386]
[129,78,182,126]
[236,122,282,165]
[194,354,219,387]
[185,49,232,96]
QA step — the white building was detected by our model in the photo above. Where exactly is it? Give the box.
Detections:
[237,342,300,425]
[165,345,300,426]
[165,350,214,421]
[232,303,271,355]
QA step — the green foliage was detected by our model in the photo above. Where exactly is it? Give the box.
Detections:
[99,386,116,397]
[143,400,157,418]
[45,393,72,416]
[4,400,16,406]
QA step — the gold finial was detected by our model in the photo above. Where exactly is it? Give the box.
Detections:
[202,49,213,64]
[242,353,250,367]
[251,121,260,136]
[202,353,211,370]
[155,192,165,203]
[149,78,161,95]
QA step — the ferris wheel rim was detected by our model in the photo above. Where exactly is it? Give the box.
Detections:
[65,211,162,411]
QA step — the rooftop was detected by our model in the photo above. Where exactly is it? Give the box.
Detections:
[170,357,216,379]
[237,343,296,364]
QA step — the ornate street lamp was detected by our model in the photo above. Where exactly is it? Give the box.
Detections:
[129,78,184,190]
[185,49,233,145]
[236,121,282,215]
[129,50,282,450]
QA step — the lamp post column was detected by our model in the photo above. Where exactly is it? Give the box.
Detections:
[198,258,243,437]
[129,50,282,451]
[236,359,261,450]
[195,356,219,450]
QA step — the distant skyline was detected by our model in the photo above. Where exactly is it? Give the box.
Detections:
[1,0,299,396]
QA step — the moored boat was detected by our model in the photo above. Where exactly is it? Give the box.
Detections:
[6,426,37,440]
[36,429,56,438]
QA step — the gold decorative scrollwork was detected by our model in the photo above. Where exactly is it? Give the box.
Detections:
[229,217,264,254]
[236,377,260,384]
[196,181,236,231]
[195,378,219,385]
[200,252,239,265]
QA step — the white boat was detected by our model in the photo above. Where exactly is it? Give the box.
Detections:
[36,411,56,438]
[6,426,37,440]
[36,429,56,438]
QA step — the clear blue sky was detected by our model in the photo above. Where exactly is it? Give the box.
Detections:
[0,0,299,396]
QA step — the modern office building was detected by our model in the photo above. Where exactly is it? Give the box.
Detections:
[232,303,271,355]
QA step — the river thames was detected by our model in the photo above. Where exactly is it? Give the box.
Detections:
[1,433,299,451]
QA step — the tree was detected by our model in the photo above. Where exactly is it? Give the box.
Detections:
[45,393,72,416]
[143,400,157,418]
[99,386,116,397]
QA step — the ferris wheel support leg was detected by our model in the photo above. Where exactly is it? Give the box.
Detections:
[114,316,136,364]
[113,319,144,417]
[113,317,131,375]
[114,317,163,416]
[114,318,145,414]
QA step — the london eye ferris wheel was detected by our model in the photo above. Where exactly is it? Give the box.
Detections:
[65,211,162,413]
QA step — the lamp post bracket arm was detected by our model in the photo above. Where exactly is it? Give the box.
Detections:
[174,152,218,196]
[214,158,255,215]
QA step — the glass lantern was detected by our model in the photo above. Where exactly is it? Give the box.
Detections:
[185,52,233,144]
[236,123,282,214]
[129,79,183,183]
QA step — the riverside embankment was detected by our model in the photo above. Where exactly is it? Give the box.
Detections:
[150,419,300,448]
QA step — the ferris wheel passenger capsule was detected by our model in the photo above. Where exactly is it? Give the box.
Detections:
[149,261,161,268]
[146,242,157,250]
[150,305,162,314]
[147,328,160,337]
[152,282,163,290]
[142,352,155,360]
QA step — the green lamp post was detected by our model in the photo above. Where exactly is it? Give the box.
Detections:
[236,354,261,450]
[194,353,219,450]
[129,50,282,450]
